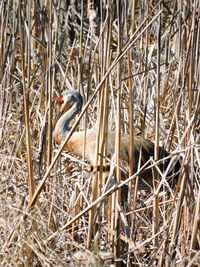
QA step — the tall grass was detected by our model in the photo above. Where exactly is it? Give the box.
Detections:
[0,0,199,266]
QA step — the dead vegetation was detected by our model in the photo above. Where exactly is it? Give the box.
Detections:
[0,0,199,266]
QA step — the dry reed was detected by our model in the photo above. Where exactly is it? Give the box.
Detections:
[0,0,199,266]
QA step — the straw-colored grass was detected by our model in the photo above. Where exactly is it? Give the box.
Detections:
[0,0,199,266]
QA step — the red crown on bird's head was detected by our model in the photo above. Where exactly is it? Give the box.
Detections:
[57,95,63,104]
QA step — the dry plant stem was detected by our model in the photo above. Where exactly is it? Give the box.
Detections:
[103,223,161,254]
[170,170,187,248]
[78,0,84,162]
[32,0,39,51]
[86,103,98,248]
[101,31,111,218]
[127,57,135,222]
[79,0,88,247]
[28,10,163,208]
[187,251,200,267]
[19,5,35,200]
[86,36,103,249]
[126,9,135,222]
[87,11,112,248]
[152,8,162,248]
[47,1,53,166]
[190,188,200,250]
[79,0,84,56]
[125,198,177,215]
[46,160,151,243]
[114,0,122,261]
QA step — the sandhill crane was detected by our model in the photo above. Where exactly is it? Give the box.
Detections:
[53,90,180,190]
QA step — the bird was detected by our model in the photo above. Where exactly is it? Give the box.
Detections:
[53,90,181,190]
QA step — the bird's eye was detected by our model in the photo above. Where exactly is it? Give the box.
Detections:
[57,95,64,105]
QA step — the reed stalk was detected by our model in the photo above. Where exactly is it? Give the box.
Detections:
[0,1,199,266]
[18,2,35,200]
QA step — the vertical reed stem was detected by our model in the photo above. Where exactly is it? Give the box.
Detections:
[19,3,35,200]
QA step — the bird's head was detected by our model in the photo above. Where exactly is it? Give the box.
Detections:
[53,90,83,129]
[57,90,83,113]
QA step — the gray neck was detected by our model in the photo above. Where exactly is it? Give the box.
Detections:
[55,102,81,136]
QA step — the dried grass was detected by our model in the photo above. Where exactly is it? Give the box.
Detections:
[0,0,199,266]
